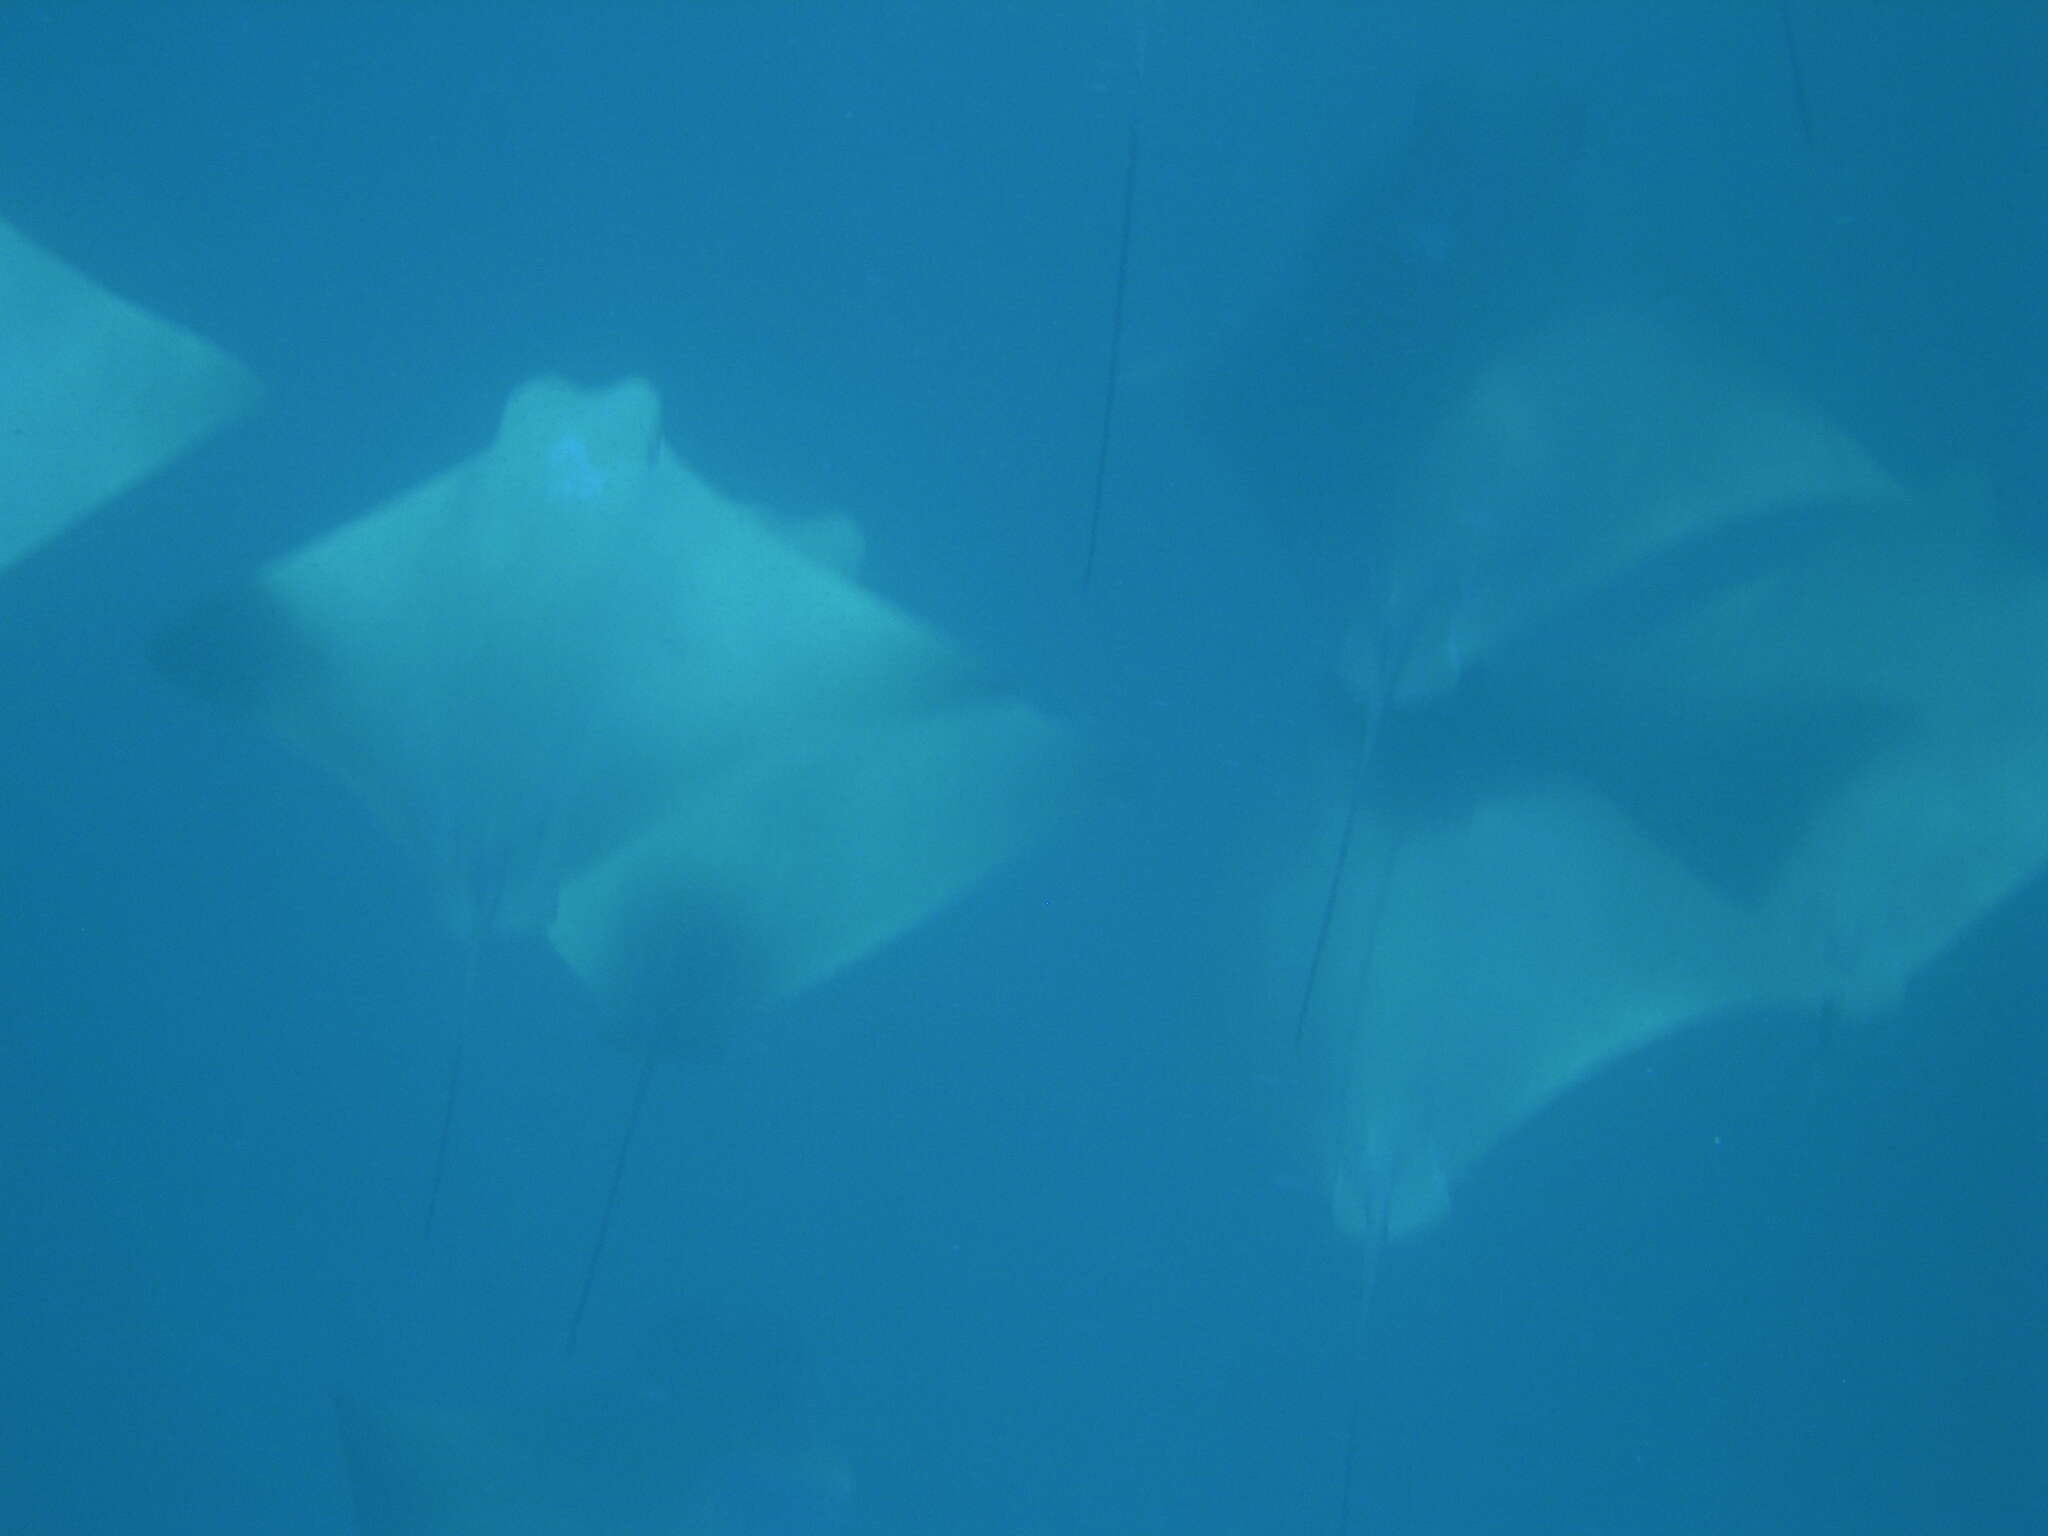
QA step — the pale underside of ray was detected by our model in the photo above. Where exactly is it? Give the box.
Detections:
[1355,305,1907,708]
[1301,306,2048,1244]
[158,374,1083,1041]
[1315,781,1801,1244]
[0,217,257,573]
[1408,316,2048,1019]
[1589,481,2048,1021]
[160,372,1087,1333]
[554,692,1086,1059]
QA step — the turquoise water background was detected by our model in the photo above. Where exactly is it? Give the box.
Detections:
[1,5,2042,1532]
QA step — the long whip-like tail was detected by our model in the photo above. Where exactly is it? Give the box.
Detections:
[422,937,482,1237]
[566,1047,660,1353]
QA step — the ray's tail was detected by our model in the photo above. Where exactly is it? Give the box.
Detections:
[1082,117,1140,586]
[1778,0,1815,148]
[1081,1,1147,585]
[1335,1198,1394,1536]
[1296,685,1392,1054]
[566,1047,660,1353]
[422,938,482,1237]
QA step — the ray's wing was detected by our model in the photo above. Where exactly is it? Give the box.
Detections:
[1414,313,2048,1020]
[1602,480,2048,1020]
[153,376,986,943]
[1322,782,1802,1242]
[534,434,1084,1058]
[1303,309,1946,1241]
[1,218,257,574]
[156,372,1085,1010]
[157,370,1086,1327]
[1377,307,1907,710]
[554,694,1089,1059]
[153,378,688,941]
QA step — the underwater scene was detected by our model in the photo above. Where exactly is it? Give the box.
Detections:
[1,4,2043,1532]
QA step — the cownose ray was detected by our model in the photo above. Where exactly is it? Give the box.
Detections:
[1195,75,1591,1055]
[0,217,257,576]
[154,375,1088,1341]
[1308,289,2048,1267]
[1569,459,2048,1028]
[1278,306,1993,1528]
[1371,306,2048,1030]
[1292,304,1987,1243]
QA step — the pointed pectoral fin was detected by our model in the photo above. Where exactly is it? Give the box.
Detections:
[1,218,258,573]
[1762,569,2048,1018]
[550,697,1089,1059]
[644,464,984,748]
[151,465,477,839]
[1575,480,2048,1020]
[1343,782,1802,1240]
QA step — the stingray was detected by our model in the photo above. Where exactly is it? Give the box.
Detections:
[1290,306,1900,1024]
[1275,308,2015,1532]
[1292,308,1888,1234]
[0,217,257,576]
[1293,305,2048,1249]
[155,375,1087,1336]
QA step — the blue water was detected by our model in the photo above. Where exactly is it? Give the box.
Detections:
[0,4,2042,1532]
